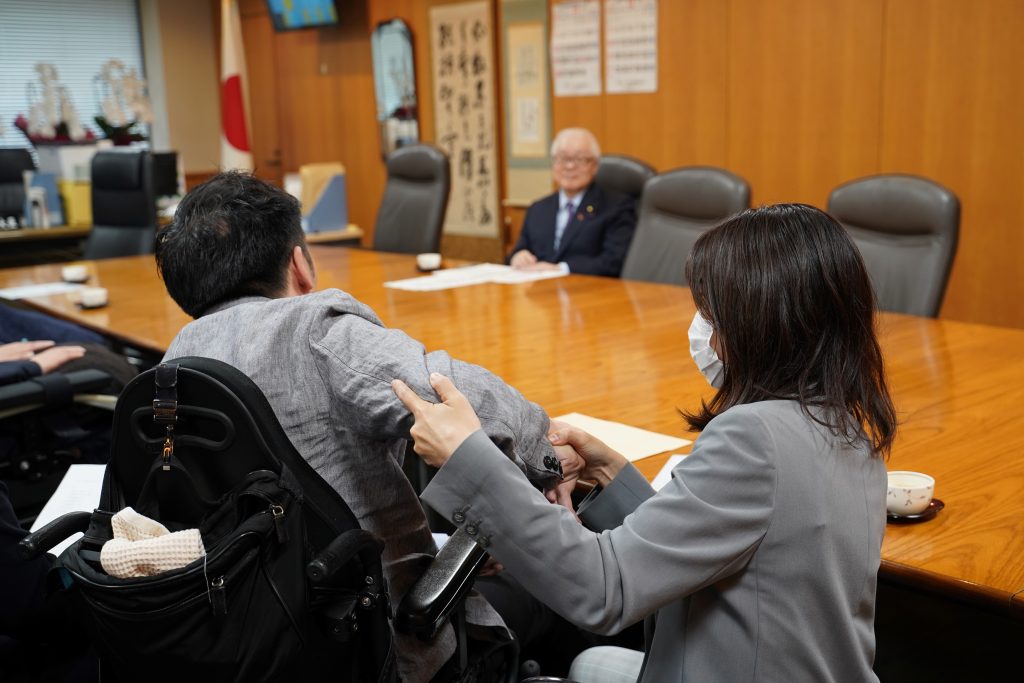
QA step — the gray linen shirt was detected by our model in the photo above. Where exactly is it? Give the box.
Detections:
[423,400,886,682]
[164,289,558,683]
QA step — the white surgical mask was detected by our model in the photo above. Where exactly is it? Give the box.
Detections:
[688,311,725,389]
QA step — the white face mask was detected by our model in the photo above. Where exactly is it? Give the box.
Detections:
[688,311,725,389]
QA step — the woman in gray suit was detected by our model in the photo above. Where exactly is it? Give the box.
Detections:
[392,204,897,682]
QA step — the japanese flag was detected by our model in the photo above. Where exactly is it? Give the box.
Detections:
[220,0,253,171]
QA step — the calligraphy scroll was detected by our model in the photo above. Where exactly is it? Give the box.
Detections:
[430,1,500,238]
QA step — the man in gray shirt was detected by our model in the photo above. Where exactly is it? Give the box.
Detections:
[155,171,564,682]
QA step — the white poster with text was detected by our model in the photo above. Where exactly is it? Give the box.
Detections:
[605,0,658,94]
[551,0,602,97]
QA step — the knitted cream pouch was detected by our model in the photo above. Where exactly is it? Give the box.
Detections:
[100,507,205,578]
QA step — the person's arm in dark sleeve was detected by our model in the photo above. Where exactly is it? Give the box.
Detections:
[563,196,637,277]
[0,481,50,637]
[0,360,41,387]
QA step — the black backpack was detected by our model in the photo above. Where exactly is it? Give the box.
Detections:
[41,357,396,682]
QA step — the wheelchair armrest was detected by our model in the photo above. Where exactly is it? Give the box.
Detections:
[0,369,112,411]
[18,511,92,560]
[395,527,488,640]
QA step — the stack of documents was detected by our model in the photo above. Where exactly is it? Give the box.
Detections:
[552,413,691,462]
[385,264,567,291]
[0,282,84,300]
[29,464,106,555]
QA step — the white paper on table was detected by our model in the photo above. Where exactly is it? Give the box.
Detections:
[552,413,691,462]
[29,464,106,556]
[488,268,567,284]
[0,282,83,300]
[384,264,567,291]
[384,276,478,292]
[651,454,688,491]
[429,263,510,281]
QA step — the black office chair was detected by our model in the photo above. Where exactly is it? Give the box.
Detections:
[373,144,450,254]
[827,174,960,318]
[595,154,655,203]
[621,166,750,285]
[0,368,114,525]
[0,148,36,224]
[20,357,511,682]
[84,150,158,259]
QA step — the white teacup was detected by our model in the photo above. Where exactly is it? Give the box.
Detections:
[886,471,935,516]
[61,265,89,283]
[416,252,442,271]
[80,286,109,308]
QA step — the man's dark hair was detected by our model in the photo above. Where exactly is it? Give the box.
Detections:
[155,171,308,318]
[683,203,897,456]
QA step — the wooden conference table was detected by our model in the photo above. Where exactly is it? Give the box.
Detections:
[2,247,1023,615]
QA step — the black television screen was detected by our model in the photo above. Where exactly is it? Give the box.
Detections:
[266,0,338,31]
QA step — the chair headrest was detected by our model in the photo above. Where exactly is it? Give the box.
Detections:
[387,144,448,182]
[828,175,960,237]
[92,151,148,190]
[595,155,655,198]
[0,148,36,183]
[643,166,750,220]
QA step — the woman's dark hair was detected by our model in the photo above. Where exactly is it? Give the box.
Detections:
[683,203,896,456]
[155,171,309,318]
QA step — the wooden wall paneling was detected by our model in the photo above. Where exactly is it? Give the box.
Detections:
[270,2,384,241]
[600,0,728,170]
[239,0,283,186]
[652,0,728,169]
[726,0,884,205]
[184,170,218,191]
[549,0,727,172]
[879,0,1024,328]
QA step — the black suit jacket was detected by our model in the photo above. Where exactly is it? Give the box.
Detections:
[511,184,636,277]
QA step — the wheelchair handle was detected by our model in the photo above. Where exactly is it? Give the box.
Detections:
[307,528,385,584]
[18,511,92,560]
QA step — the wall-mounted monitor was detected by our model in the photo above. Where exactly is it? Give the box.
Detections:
[266,0,338,31]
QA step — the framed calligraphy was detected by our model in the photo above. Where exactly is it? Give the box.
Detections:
[429,1,499,238]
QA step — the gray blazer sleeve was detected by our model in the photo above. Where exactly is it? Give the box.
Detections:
[421,408,777,635]
[309,311,559,486]
[576,465,655,531]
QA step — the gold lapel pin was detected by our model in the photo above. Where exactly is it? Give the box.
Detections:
[586,205,594,213]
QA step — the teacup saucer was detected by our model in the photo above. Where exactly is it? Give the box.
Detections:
[887,498,944,524]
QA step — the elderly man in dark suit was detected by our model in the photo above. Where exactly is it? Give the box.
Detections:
[510,128,636,277]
